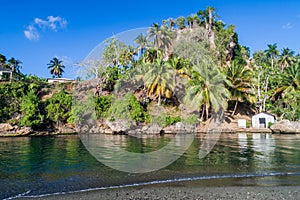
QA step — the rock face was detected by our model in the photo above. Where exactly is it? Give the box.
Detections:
[163,122,196,134]
[105,119,132,134]
[15,127,32,135]
[0,123,14,132]
[0,123,33,136]
[270,120,300,134]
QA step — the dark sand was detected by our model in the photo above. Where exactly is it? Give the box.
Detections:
[18,186,300,200]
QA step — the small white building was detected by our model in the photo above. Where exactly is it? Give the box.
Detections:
[252,112,275,128]
[0,67,12,80]
[47,78,74,83]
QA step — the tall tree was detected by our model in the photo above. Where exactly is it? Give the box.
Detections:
[278,48,296,72]
[147,23,174,59]
[176,17,186,30]
[197,6,218,48]
[142,59,176,105]
[225,61,256,116]
[274,62,300,98]
[264,43,279,70]
[184,64,230,120]
[47,57,65,78]
[134,33,148,57]
[0,54,7,67]
[7,57,23,79]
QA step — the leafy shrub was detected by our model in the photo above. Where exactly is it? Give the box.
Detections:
[182,114,198,125]
[107,93,149,123]
[95,95,112,118]
[19,90,43,127]
[46,91,73,125]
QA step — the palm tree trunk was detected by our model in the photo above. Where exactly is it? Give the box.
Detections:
[231,100,238,117]
[200,105,205,121]
[205,104,209,120]
[263,75,269,112]
[158,92,161,106]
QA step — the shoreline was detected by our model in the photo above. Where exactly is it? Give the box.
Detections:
[18,185,300,200]
[1,127,300,137]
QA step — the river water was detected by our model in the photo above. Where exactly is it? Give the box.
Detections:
[1,133,300,199]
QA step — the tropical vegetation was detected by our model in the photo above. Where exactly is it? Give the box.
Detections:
[1,6,300,133]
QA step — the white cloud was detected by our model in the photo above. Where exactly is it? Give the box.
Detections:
[282,22,292,30]
[24,16,67,41]
[24,25,40,41]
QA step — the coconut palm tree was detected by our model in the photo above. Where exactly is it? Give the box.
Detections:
[187,15,193,29]
[147,23,161,49]
[274,62,300,98]
[141,48,163,63]
[197,6,218,48]
[147,24,174,59]
[225,61,256,116]
[278,48,296,72]
[134,33,148,57]
[143,59,176,105]
[47,57,65,78]
[184,64,230,120]
[264,43,279,70]
[176,17,186,30]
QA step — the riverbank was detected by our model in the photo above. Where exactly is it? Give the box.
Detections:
[1,118,300,136]
[20,186,300,200]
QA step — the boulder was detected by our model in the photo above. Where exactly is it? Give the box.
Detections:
[105,119,131,134]
[15,127,32,135]
[270,120,299,134]
[0,123,14,132]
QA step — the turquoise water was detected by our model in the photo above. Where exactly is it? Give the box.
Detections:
[1,133,300,199]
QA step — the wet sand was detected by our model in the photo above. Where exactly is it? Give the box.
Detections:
[19,186,300,200]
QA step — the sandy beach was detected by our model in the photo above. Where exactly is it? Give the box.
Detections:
[18,185,300,200]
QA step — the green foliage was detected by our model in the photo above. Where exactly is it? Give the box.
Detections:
[107,93,149,123]
[71,93,97,124]
[19,91,43,127]
[102,66,120,92]
[150,115,181,127]
[0,82,28,122]
[182,114,198,125]
[47,57,65,78]
[246,121,251,128]
[46,91,73,124]
[95,95,112,118]
[268,122,274,128]
[165,116,181,127]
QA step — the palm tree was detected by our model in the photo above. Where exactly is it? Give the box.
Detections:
[274,62,300,98]
[7,57,22,79]
[141,48,163,63]
[147,23,161,49]
[142,59,176,105]
[47,57,65,78]
[278,48,296,72]
[176,17,186,30]
[0,54,7,67]
[167,18,176,30]
[134,33,148,57]
[184,64,230,120]
[147,24,174,59]
[225,61,256,116]
[197,6,218,48]
[264,43,279,70]
[187,16,193,29]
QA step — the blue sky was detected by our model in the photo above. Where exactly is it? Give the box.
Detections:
[1,0,300,79]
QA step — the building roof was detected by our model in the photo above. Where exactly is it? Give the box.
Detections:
[0,67,12,72]
[253,112,276,118]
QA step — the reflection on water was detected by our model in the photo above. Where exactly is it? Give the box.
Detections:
[1,133,300,199]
